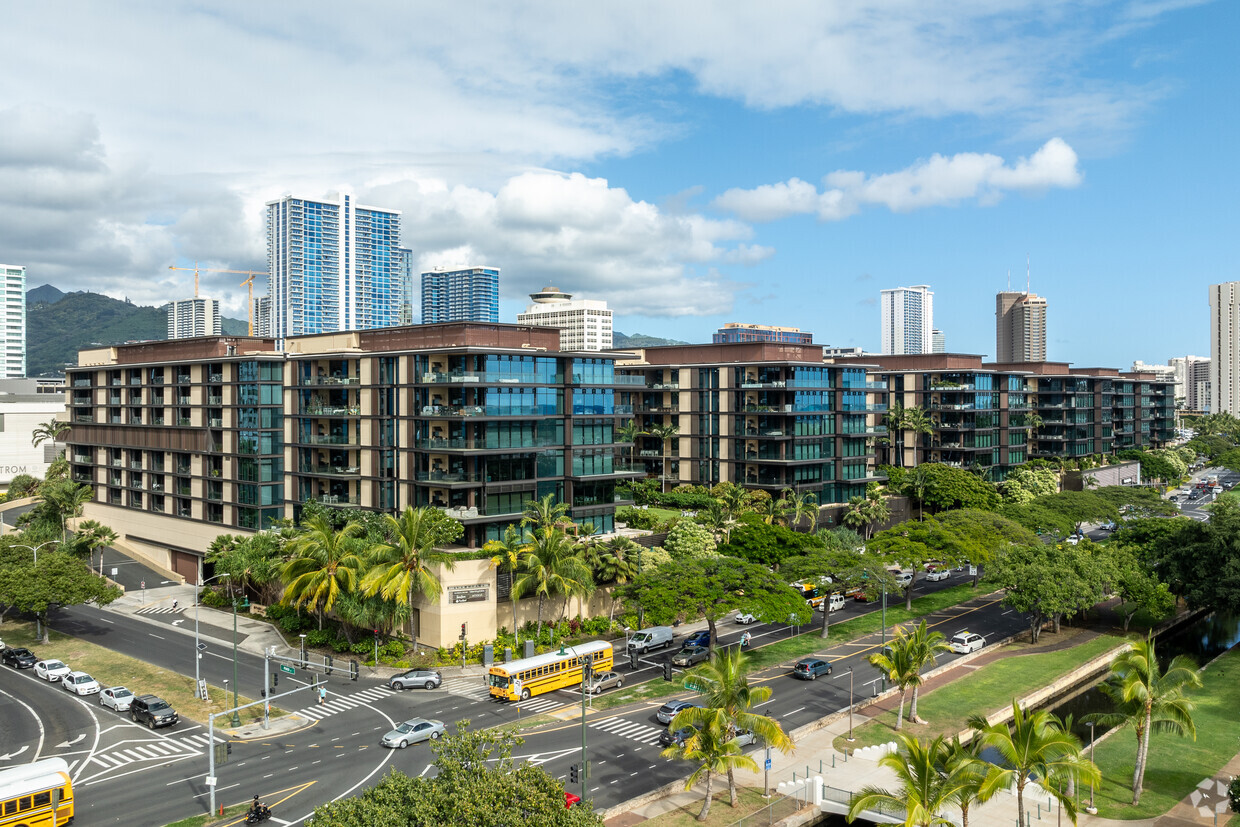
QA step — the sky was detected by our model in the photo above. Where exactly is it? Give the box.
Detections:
[1,1,1235,367]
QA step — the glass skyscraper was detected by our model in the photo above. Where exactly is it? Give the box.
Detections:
[421,267,500,323]
[265,194,403,340]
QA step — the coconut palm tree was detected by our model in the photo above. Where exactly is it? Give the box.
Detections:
[868,626,920,731]
[38,480,92,543]
[781,488,819,532]
[581,535,639,625]
[1083,636,1201,804]
[847,733,978,827]
[942,735,997,827]
[484,525,532,644]
[905,465,933,520]
[31,418,69,448]
[74,519,117,575]
[968,702,1099,827]
[616,419,647,470]
[281,516,366,628]
[842,490,891,540]
[902,406,934,467]
[884,400,908,468]
[661,707,758,822]
[648,422,680,493]
[361,506,457,646]
[903,621,952,725]
[520,493,574,532]
[680,646,794,806]
[512,526,594,642]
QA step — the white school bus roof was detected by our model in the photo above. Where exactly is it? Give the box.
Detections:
[488,640,613,674]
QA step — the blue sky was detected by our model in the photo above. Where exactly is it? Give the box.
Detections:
[1,1,1234,367]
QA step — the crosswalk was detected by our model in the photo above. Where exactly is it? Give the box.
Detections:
[75,732,221,776]
[135,604,182,615]
[438,677,567,713]
[589,715,665,745]
[293,686,394,720]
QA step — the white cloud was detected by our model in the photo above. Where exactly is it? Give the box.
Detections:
[713,139,1082,222]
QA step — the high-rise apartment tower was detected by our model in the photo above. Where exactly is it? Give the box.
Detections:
[421,267,500,324]
[166,297,222,339]
[879,285,933,355]
[995,291,1048,362]
[1,264,26,378]
[1209,282,1240,415]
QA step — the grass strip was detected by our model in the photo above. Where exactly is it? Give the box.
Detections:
[1091,647,1240,820]
[2,621,277,725]
[834,630,1126,751]
[163,803,250,827]
[641,786,797,827]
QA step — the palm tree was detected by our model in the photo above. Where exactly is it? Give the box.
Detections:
[757,495,788,526]
[520,493,573,532]
[31,418,69,449]
[884,400,908,468]
[661,708,758,822]
[281,516,366,628]
[648,422,680,493]
[847,733,978,827]
[616,419,647,470]
[361,506,456,646]
[484,525,532,644]
[942,735,997,827]
[680,647,795,806]
[74,519,117,575]
[868,627,919,731]
[512,526,594,642]
[781,488,819,532]
[1083,636,1201,804]
[903,621,952,724]
[842,490,891,540]
[581,536,639,625]
[968,702,1099,827]
[902,406,934,467]
[905,465,933,520]
[39,480,92,543]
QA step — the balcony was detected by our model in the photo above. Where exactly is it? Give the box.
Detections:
[73,414,94,424]
[742,404,790,414]
[207,395,223,405]
[302,434,360,446]
[303,374,360,386]
[415,471,483,483]
[129,460,142,470]
[637,405,680,414]
[316,493,360,506]
[73,453,92,464]
[209,373,223,382]
[208,418,223,427]
[648,382,679,390]
[928,403,975,411]
[579,374,646,386]
[425,437,561,450]
[300,463,362,476]
[740,380,787,389]
[739,427,790,437]
[177,396,192,405]
[840,404,888,413]
[72,378,91,388]
[302,404,361,416]
[840,380,888,390]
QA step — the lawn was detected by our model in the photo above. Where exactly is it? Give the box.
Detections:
[1,621,273,726]
[834,630,1126,750]
[641,785,802,827]
[1090,647,1240,820]
[163,803,250,827]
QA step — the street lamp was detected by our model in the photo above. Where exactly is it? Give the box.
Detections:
[230,590,244,727]
[1086,722,1097,814]
[15,542,59,641]
[847,667,855,742]
[194,574,230,696]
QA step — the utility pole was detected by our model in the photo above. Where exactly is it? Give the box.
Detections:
[580,653,592,799]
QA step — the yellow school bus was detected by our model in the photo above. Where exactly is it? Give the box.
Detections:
[0,757,74,826]
[487,640,614,701]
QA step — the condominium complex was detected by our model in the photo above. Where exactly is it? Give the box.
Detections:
[880,285,933,355]
[0,378,66,487]
[421,267,500,324]
[264,194,404,340]
[516,286,613,351]
[1209,282,1240,414]
[396,246,416,325]
[995,291,1048,363]
[166,297,222,340]
[615,343,886,504]
[712,323,812,345]
[1,264,26,378]
[931,330,945,354]
[1187,357,1211,413]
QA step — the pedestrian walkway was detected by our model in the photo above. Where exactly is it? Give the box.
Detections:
[135,604,183,615]
[590,715,665,746]
[73,733,216,782]
[438,677,568,713]
[291,686,393,721]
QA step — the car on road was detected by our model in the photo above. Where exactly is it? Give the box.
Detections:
[656,699,703,724]
[130,694,179,729]
[1099,521,1117,532]
[61,671,101,695]
[682,630,712,649]
[34,660,71,682]
[100,686,134,711]
[388,669,442,690]
[2,647,37,668]
[585,670,624,694]
[948,631,986,654]
[924,568,950,582]
[791,658,833,680]
[381,717,445,748]
[671,645,711,667]
[1064,535,1081,545]
[732,729,758,748]
[659,725,698,748]
[816,593,846,613]
[893,572,914,588]
[733,612,756,624]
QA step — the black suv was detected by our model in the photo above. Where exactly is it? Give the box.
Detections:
[130,695,179,729]
[3,647,37,668]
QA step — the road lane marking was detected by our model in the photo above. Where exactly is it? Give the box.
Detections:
[782,707,805,718]
[148,633,165,639]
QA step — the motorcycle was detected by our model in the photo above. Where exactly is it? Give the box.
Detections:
[245,806,272,824]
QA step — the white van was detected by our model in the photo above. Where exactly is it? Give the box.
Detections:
[817,593,845,613]
[626,626,674,654]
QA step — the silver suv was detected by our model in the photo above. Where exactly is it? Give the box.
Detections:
[388,669,442,690]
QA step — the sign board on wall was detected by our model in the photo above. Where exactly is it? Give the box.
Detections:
[448,584,489,604]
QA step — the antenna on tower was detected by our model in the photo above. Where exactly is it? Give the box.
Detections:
[1026,254,1031,294]
[1007,269,1011,291]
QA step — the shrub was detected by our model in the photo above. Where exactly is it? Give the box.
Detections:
[350,641,372,655]
[331,638,351,653]
[305,629,333,648]
[383,640,405,659]
[200,588,231,609]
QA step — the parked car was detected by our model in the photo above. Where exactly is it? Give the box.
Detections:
[733,612,756,625]
[791,658,833,680]
[61,671,101,695]
[130,694,179,729]
[100,686,134,711]
[671,645,711,667]
[893,572,914,588]
[3,647,37,669]
[381,717,445,748]
[659,725,698,747]
[948,631,986,654]
[627,626,675,654]
[732,729,758,748]
[924,568,949,582]
[1099,521,1117,532]
[682,630,712,649]
[388,669,442,690]
[816,593,846,613]
[1064,535,1081,546]
[586,670,624,694]
[34,659,71,682]
[656,699,703,724]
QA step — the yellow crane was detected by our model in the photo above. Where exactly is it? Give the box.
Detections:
[167,265,268,335]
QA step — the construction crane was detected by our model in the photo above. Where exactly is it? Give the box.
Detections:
[167,265,268,335]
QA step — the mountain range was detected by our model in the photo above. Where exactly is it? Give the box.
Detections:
[23,286,687,377]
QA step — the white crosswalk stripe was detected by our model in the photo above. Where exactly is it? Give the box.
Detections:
[590,716,664,745]
[437,677,567,712]
[83,737,201,774]
[135,605,182,615]
[292,688,394,721]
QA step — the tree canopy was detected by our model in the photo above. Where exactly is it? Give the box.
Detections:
[716,517,821,567]
[988,542,1115,642]
[1150,496,1240,614]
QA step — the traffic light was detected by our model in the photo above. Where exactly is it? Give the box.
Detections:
[272,673,278,687]
[629,650,639,669]
[459,622,467,641]
[226,742,232,756]
[373,628,380,638]
[569,764,579,784]
[663,660,673,682]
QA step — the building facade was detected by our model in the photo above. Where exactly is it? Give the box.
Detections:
[421,267,500,324]
[931,330,945,353]
[396,246,416,325]
[880,285,933,355]
[166,298,222,339]
[995,291,1048,363]
[516,286,613,351]
[2,264,26,378]
[265,194,403,340]
[0,378,66,488]
[616,343,887,505]
[712,323,812,345]
[1209,282,1240,415]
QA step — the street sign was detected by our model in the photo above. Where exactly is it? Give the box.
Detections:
[279,664,295,674]
[197,678,208,701]
[205,776,217,787]
[764,757,772,770]
[140,580,146,589]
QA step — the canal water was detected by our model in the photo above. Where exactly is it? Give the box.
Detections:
[1050,610,1240,740]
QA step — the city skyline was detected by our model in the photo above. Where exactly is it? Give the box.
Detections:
[0,3,1235,366]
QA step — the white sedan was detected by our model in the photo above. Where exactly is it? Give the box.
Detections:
[924,569,950,582]
[734,612,756,625]
[62,671,101,695]
[34,659,71,682]
[100,686,134,711]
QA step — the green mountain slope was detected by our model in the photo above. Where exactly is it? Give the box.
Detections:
[613,331,693,348]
